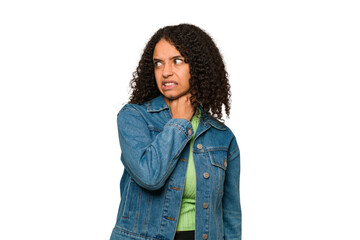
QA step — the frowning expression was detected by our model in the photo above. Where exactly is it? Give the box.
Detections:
[153,39,191,105]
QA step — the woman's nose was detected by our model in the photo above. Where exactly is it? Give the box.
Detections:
[162,63,173,78]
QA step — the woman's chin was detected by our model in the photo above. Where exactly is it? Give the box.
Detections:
[162,91,190,101]
[163,93,180,101]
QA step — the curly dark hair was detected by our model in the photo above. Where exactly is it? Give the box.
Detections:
[129,23,231,121]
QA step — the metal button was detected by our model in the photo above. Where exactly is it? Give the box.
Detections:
[202,202,209,209]
[188,129,192,135]
[203,172,210,179]
[202,233,208,239]
[197,143,203,150]
[224,157,227,168]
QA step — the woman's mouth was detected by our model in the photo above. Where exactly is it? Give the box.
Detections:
[162,81,177,90]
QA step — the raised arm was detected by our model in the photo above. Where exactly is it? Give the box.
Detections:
[117,105,193,191]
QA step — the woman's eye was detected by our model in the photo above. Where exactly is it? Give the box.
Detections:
[154,61,162,67]
[174,59,183,64]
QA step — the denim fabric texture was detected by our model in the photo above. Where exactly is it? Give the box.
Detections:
[110,95,241,240]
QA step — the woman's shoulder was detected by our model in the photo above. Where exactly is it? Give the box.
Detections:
[117,96,167,122]
[118,102,145,114]
[117,100,151,115]
[202,113,235,134]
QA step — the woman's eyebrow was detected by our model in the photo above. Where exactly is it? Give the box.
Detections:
[153,55,183,61]
[170,55,183,60]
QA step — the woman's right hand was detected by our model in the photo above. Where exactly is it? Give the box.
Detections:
[168,93,194,121]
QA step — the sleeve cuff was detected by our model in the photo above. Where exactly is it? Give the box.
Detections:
[164,118,194,140]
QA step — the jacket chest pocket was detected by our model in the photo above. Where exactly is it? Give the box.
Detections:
[208,150,227,196]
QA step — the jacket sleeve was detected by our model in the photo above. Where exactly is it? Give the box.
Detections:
[117,105,193,191]
[223,136,241,239]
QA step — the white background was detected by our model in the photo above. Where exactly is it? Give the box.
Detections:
[1,0,359,239]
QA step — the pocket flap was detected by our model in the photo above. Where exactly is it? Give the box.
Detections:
[209,150,227,170]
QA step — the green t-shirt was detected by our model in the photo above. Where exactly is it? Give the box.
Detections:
[176,110,201,231]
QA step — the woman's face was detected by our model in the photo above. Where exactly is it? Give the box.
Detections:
[153,39,191,105]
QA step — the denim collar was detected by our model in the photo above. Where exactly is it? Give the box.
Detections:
[147,95,169,112]
[204,114,226,130]
[147,95,226,131]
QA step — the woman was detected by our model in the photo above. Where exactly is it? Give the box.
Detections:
[110,24,241,240]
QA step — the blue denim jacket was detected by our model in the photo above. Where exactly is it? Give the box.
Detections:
[110,95,241,240]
